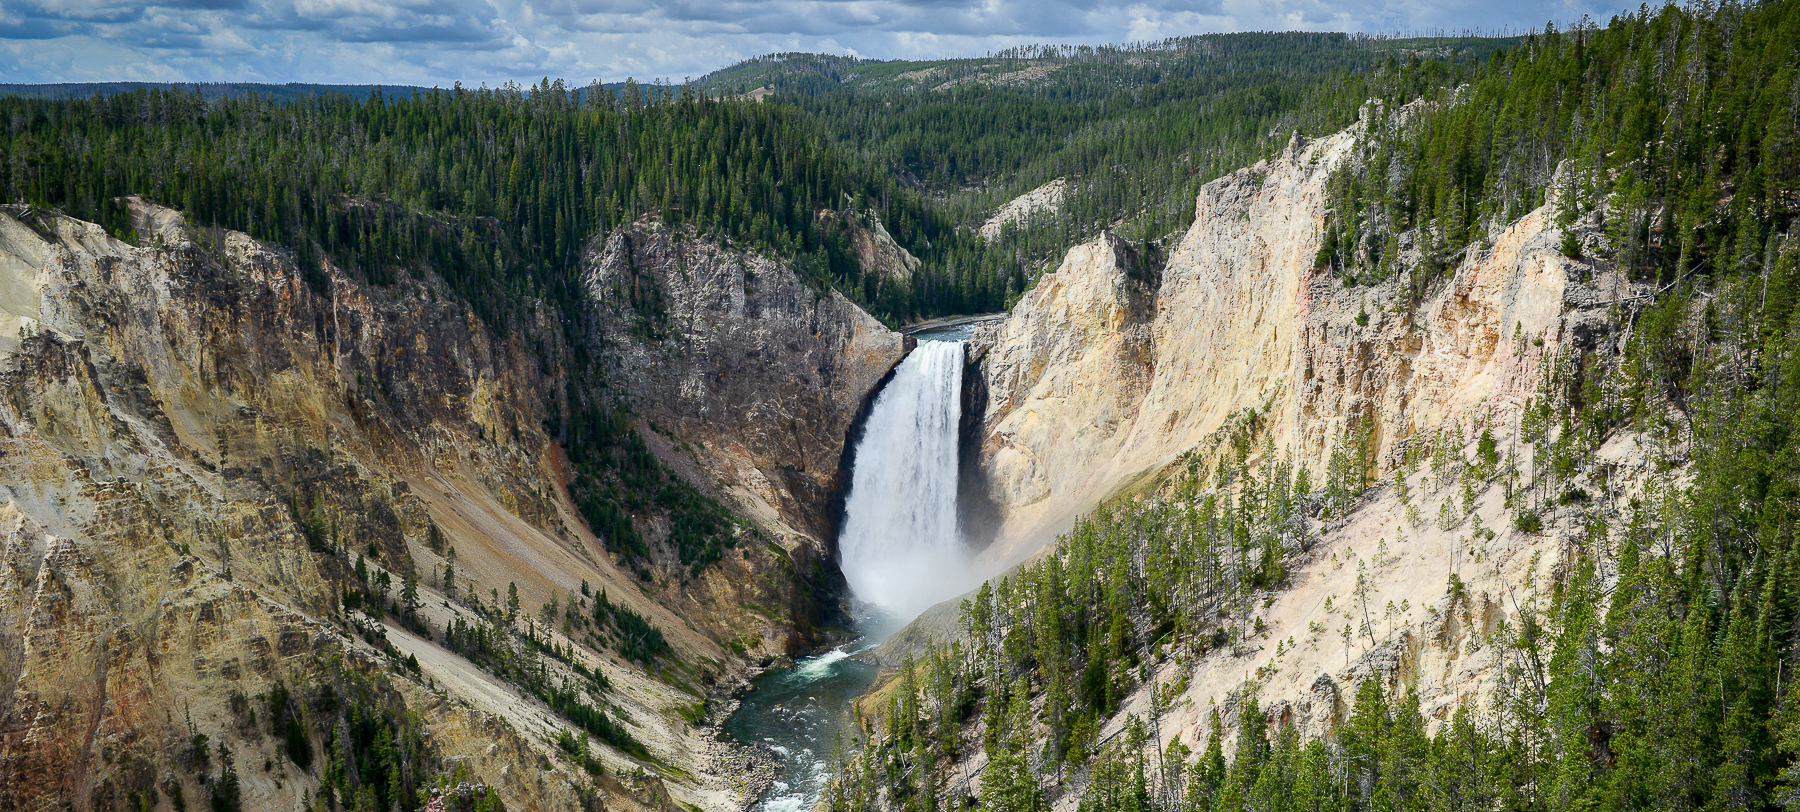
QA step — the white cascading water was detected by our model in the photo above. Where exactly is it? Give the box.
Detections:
[838,339,974,619]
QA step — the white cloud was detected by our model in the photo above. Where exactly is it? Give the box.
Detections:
[0,0,1634,85]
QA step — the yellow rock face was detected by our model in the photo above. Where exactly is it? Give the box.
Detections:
[971,126,1583,566]
[964,122,1655,765]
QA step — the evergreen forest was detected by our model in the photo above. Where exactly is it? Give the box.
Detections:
[0,32,1501,326]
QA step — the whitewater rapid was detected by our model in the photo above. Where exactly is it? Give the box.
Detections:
[837,339,975,619]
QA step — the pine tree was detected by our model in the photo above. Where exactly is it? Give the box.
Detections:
[401,555,419,619]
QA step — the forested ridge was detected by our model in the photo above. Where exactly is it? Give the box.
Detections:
[1316,0,1800,302]
[721,33,1508,298]
[0,81,964,320]
[0,33,1507,327]
[827,3,1800,812]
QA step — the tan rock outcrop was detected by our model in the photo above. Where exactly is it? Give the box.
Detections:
[967,231,1156,562]
[979,179,1068,242]
[823,208,922,284]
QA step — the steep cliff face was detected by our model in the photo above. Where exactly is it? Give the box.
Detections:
[966,232,1156,561]
[971,127,1599,561]
[583,219,908,559]
[0,201,886,812]
[964,120,1651,762]
[972,132,1354,561]
[1136,192,1643,755]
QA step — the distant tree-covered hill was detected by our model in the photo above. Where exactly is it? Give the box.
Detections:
[0,32,1523,330]
[699,32,1518,291]
[0,33,1508,328]
[0,81,433,102]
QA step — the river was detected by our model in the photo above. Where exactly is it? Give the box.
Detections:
[720,608,903,812]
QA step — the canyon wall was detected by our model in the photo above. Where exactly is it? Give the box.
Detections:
[0,201,898,811]
[970,125,1605,564]
[584,220,908,551]
[581,218,909,646]
[963,120,1651,773]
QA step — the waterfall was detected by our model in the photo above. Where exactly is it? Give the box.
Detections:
[838,339,973,619]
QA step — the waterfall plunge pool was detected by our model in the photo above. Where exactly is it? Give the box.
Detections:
[720,607,904,812]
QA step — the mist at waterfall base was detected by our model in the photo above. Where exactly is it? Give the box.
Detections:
[725,334,981,812]
[838,338,981,619]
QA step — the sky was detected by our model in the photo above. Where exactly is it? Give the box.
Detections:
[1,0,1638,87]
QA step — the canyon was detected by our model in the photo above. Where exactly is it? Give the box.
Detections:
[5,10,1789,810]
[0,109,1658,812]
[0,198,908,811]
